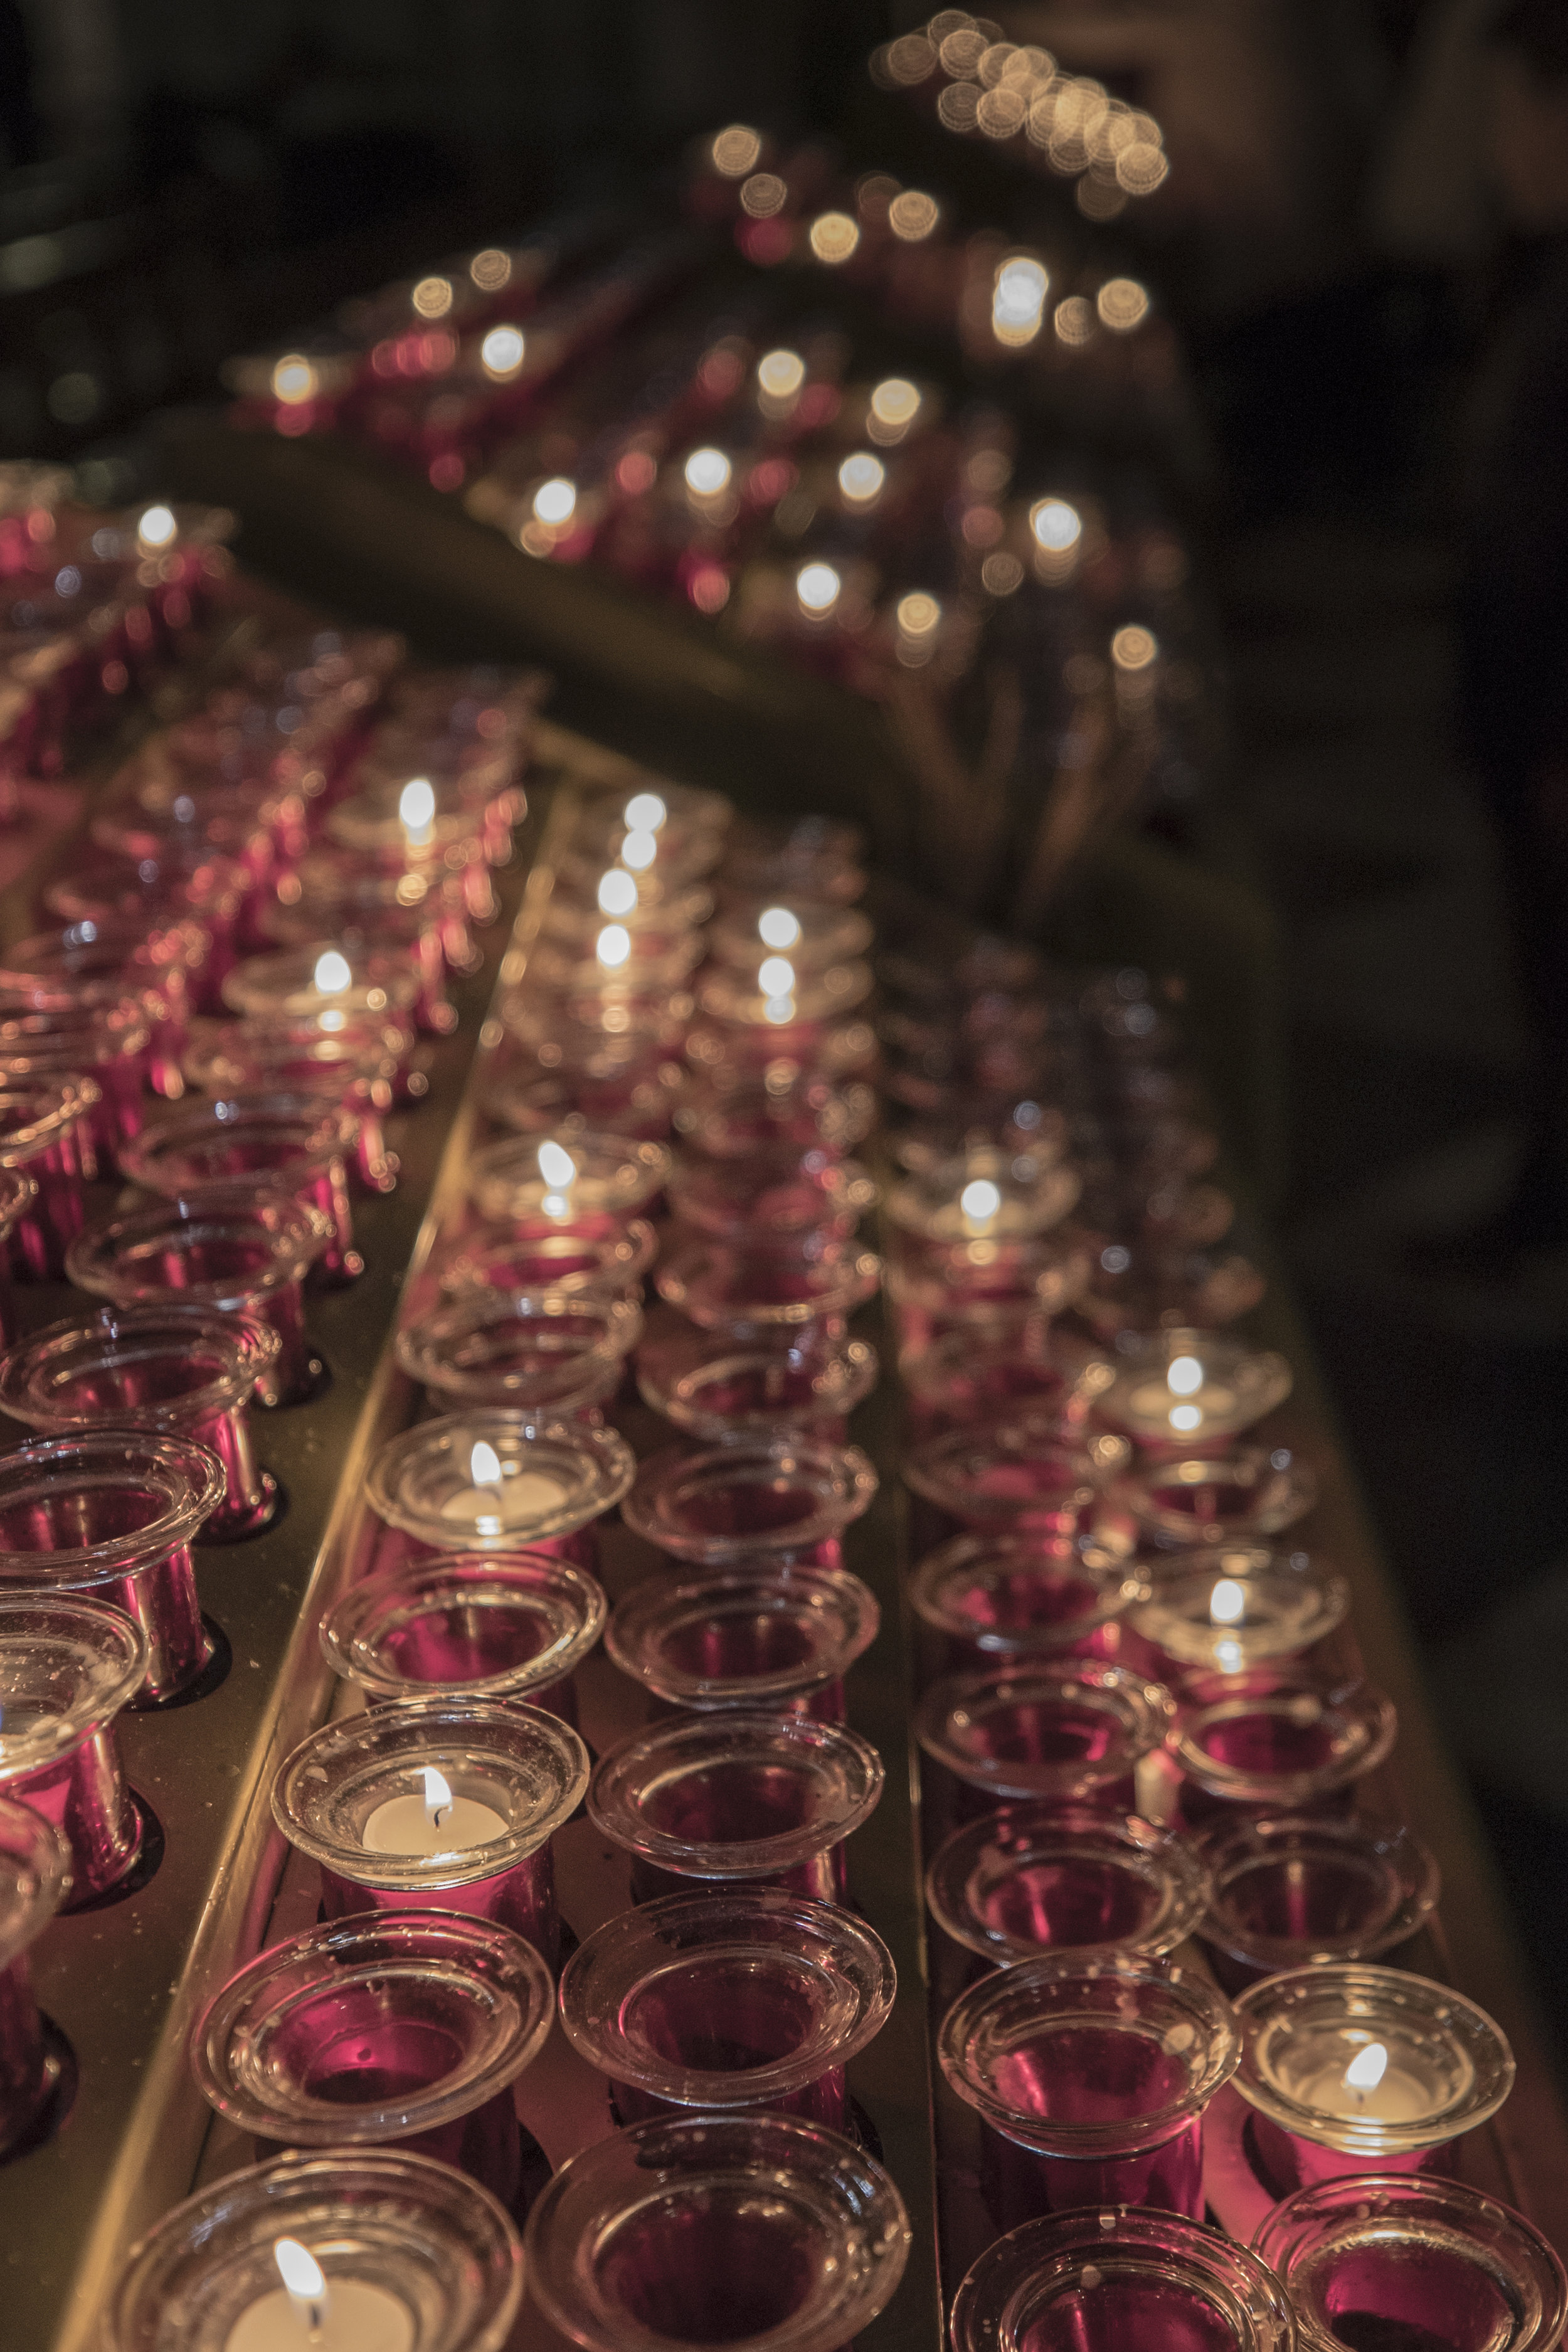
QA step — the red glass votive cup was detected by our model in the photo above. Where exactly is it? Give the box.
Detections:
[635,1318,878,1443]
[654,1235,881,1331]
[1197,1813,1441,1990]
[363,1411,635,1577]
[926,1804,1213,1974]
[903,1424,1133,1552]
[672,1065,876,1158]
[621,1436,878,1570]
[465,1128,671,1227]
[43,850,250,1010]
[272,1697,589,1970]
[0,913,208,1098]
[938,1953,1241,2228]
[665,1147,876,1244]
[607,1562,879,1721]
[1253,2174,1567,2352]
[0,1594,147,1904]
[219,940,423,1032]
[1132,1547,1352,1676]
[910,1534,1152,1682]
[896,1320,1110,1439]
[951,2208,1296,2352]
[66,1186,334,1406]
[1121,1443,1318,1551]
[0,1796,71,2159]
[0,1001,153,1158]
[1167,1665,1399,1827]
[0,1078,102,1278]
[558,1887,895,2131]
[182,1013,405,1187]
[319,1549,607,1728]
[914,1663,1176,1821]
[191,1910,554,2224]
[119,1091,363,1286]
[432,1216,658,1300]
[0,1303,280,1539]
[480,1046,683,1143]
[524,2111,909,2352]
[395,1289,642,1419]
[588,1710,884,1905]
[0,1431,223,1702]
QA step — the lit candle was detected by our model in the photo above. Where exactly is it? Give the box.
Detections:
[225,2237,413,2352]
[1303,2042,1433,2125]
[758,953,797,1025]
[758,906,800,950]
[360,1763,509,1858]
[1209,1575,1248,1670]
[312,949,352,997]
[623,792,666,833]
[437,1438,566,1532]
[536,1138,576,1221]
[595,922,632,970]
[620,828,658,871]
[959,1177,1002,1238]
[1102,1338,1294,1448]
[597,869,638,918]
[396,776,435,849]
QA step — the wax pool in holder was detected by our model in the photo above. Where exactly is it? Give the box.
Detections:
[0,1796,71,2159]
[897,1321,1109,1439]
[220,940,423,1030]
[1166,1663,1399,1828]
[606,1562,879,1721]
[901,1425,1133,1554]
[620,1436,878,1571]
[271,1696,588,1969]
[362,1411,635,1576]
[1196,1813,1441,1989]
[191,1911,554,2223]
[1098,1330,1294,1450]
[465,1129,671,1233]
[118,1091,366,1286]
[1131,1548,1351,1674]
[938,1953,1242,2227]
[915,1661,1177,1823]
[926,1804,1213,1974]
[950,2208,1297,2352]
[0,1593,148,1902]
[525,2111,909,2352]
[100,2147,524,2352]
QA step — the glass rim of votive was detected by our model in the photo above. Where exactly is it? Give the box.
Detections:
[46,848,250,926]
[478,1060,683,1142]
[636,1325,879,1440]
[684,1009,877,1080]
[117,1089,355,1194]
[1121,1441,1318,1547]
[366,1410,636,1547]
[102,2146,524,2352]
[886,1231,1096,1325]
[220,940,423,1020]
[394,1287,644,1409]
[1098,1328,1295,1444]
[894,1321,1110,1417]
[0,1165,36,1239]
[0,1789,72,1971]
[1196,1810,1441,1972]
[1131,1545,1351,1669]
[466,1128,672,1224]
[665,1146,878,1238]
[927,1801,1214,1965]
[524,2108,908,2352]
[192,1907,556,2143]
[915,1661,1177,1801]
[66,1185,336,1306]
[0,1428,226,1589]
[550,868,715,933]
[886,1148,1083,1245]
[940,1950,1241,2154]
[901,1423,1133,1521]
[433,1216,659,1299]
[707,898,874,973]
[0,1073,103,1165]
[1233,1962,1515,2154]
[182,1021,403,1101]
[606,1560,881,1708]
[1168,1663,1399,1805]
[0,913,211,996]
[909,1533,1153,1657]
[654,1236,883,1328]
[620,1435,879,1562]
[272,1695,590,1887]
[319,1547,608,1704]
[589,1708,884,1878]
[1076,1246,1270,1345]
[0,1588,151,1776]
[326,790,491,857]
[951,2205,1297,2352]
[0,997,152,1070]
[1252,2172,1567,2352]
[531,929,707,995]
[671,1068,877,1158]
[696,956,875,1029]
[558,1885,896,2106]
[570,774,732,842]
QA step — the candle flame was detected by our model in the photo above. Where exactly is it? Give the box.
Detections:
[623,791,666,832]
[758,955,796,999]
[596,922,632,969]
[422,1766,453,1826]
[758,906,800,950]
[763,995,797,1027]
[960,1177,1002,1227]
[797,561,841,616]
[312,950,352,994]
[1209,1577,1247,1627]
[684,447,731,498]
[1167,1355,1204,1396]
[537,1140,576,1191]
[532,477,576,527]
[469,1440,503,1489]
[620,827,657,871]
[597,867,638,916]
[398,776,435,835]
[1345,2042,1389,2094]
[274,2240,326,2301]
[137,504,177,549]
[1168,1404,1202,1433]
[480,324,526,380]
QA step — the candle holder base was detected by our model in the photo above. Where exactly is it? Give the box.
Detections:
[0,2011,77,2166]
[193,1468,281,1542]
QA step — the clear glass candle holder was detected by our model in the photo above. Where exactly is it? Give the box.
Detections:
[1253,2174,1568,2352]
[395,1289,642,1419]
[607,1562,879,1721]
[720,810,864,900]
[696,956,874,1034]
[569,778,729,869]
[1133,1548,1351,1675]
[0,1000,154,1158]
[1074,1244,1268,1344]
[655,1236,882,1332]
[1121,1444,1318,1550]
[0,1303,281,1539]
[481,1047,683,1143]
[272,1696,589,1969]
[886,1145,1081,1248]
[120,1091,364,1285]
[364,1411,635,1575]
[891,1281,1101,1407]
[43,849,250,1009]
[939,1953,1241,2227]
[588,1710,884,1905]
[531,928,706,1000]
[672,1065,876,1158]
[635,1317,877,1444]
[910,1535,1152,1680]
[191,1910,554,2223]
[926,1803,1213,1973]
[319,1549,607,1728]
[1197,1813,1441,1988]
[621,1437,879,1569]
[558,1886,894,2130]
[0,1592,147,1902]
[0,913,208,1097]
[684,1007,877,1079]
[433,1215,658,1300]
[951,2207,1296,2352]
[66,1188,334,1406]
[666,1147,877,1244]
[263,850,466,1030]
[183,1014,405,1189]
[1099,1331,1294,1449]
[524,2109,909,2352]
[0,1795,71,2159]
[1168,1665,1399,1826]
[0,1076,102,1278]
[708,899,872,975]
[915,1663,1177,1817]
[220,940,423,1029]
[1232,1964,1515,2196]
[0,1431,224,1702]
[101,2146,524,2352]
[465,1128,670,1227]
[903,1426,1133,1551]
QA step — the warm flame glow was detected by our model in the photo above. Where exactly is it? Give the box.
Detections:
[1098,277,1152,330]
[480,325,526,380]
[597,869,638,916]
[412,275,453,319]
[1345,2043,1389,2094]
[624,792,667,832]
[620,827,657,871]
[869,378,921,431]
[757,956,797,999]
[537,1141,577,1191]
[398,776,436,834]
[960,1177,1002,1226]
[888,189,940,240]
[596,923,632,968]
[137,504,176,548]
[993,256,1049,346]
[312,950,352,995]
[757,349,806,402]
[1167,1356,1204,1396]
[470,248,511,291]
[469,1440,503,1488]
[763,995,797,1026]
[532,477,576,528]
[422,1766,453,1825]
[712,124,763,177]
[1209,1579,1247,1626]
[271,354,317,406]
[684,447,732,498]
[1113,624,1158,672]
[797,561,841,615]
[810,211,861,264]
[838,452,885,504]
[896,591,941,637]
[1031,498,1083,553]
[758,906,800,950]
[274,2240,326,2305]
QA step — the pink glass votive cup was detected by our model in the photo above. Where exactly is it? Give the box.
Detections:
[261,864,462,1033]
[0,913,208,1097]
[665,1148,877,1243]
[909,1534,1152,1681]
[672,1066,876,1158]
[1132,1547,1351,1675]
[465,1128,671,1227]
[696,956,874,1035]
[684,1007,879,1081]
[1167,1665,1399,1827]
[655,1236,882,1331]
[635,1317,878,1443]
[558,1887,894,2131]
[272,1696,589,1969]
[951,2207,1296,2352]
[480,1049,682,1143]
[606,1562,879,1721]
[896,1320,1110,1438]
[395,1288,642,1419]
[0,1001,153,1157]
[1098,1330,1294,1451]
[720,810,865,899]
[1074,1242,1269,1344]
[1121,1443,1318,1550]
[940,1952,1241,2228]
[0,1429,223,1702]
[183,1012,410,1185]
[903,1425,1133,1550]
[1253,2173,1567,2352]
[0,1593,147,1902]
[0,1796,72,2159]
[588,1709,884,1905]
[43,850,250,1009]
[66,1187,334,1406]
[191,1910,554,2223]
[433,1216,656,1301]
[363,1411,635,1577]
[926,1804,1212,1972]
[0,1077,102,1278]
[1197,1813,1441,1990]
[914,1663,1177,1818]
[219,939,423,1031]
[0,1303,280,1538]
[884,1145,1081,1252]
[119,1091,363,1285]
[621,1436,878,1569]
[319,1549,607,1729]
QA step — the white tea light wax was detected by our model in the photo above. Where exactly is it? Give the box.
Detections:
[225,2238,413,2352]
[361,1764,508,1858]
